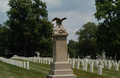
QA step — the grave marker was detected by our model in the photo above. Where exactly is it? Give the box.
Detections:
[47,17,76,78]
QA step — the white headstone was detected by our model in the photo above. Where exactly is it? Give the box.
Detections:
[83,59,87,71]
[72,60,75,68]
[115,63,119,71]
[45,59,47,64]
[76,61,80,69]
[104,61,107,67]
[98,65,102,75]
[107,63,111,70]
[27,62,29,70]
[95,61,98,67]
[24,61,26,68]
[48,59,51,65]
[90,62,93,73]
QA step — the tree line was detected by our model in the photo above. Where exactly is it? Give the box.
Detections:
[68,0,120,60]
[0,0,120,60]
[0,0,53,58]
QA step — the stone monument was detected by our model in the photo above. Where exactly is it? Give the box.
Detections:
[47,17,76,78]
[102,50,106,60]
[35,51,40,57]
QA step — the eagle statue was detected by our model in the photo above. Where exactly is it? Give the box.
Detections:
[52,17,67,28]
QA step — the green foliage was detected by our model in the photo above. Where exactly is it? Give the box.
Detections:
[94,0,120,59]
[5,0,53,57]
[76,22,98,59]
[67,39,77,58]
[95,0,120,22]
[0,25,10,56]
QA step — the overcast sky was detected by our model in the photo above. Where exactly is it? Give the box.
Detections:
[0,0,99,42]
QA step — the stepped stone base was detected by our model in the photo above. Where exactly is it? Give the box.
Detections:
[47,62,76,78]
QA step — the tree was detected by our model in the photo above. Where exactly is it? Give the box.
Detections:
[6,0,53,57]
[76,22,98,59]
[94,0,120,60]
[0,24,10,57]
[67,39,77,58]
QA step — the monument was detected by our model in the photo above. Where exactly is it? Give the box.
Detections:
[102,50,106,60]
[35,51,40,57]
[47,17,76,78]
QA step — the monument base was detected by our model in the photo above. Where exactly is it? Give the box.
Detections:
[47,74,76,78]
[47,62,76,78]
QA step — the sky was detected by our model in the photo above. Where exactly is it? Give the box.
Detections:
[0,0,99,42]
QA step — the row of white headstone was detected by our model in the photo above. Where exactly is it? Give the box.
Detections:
[11,56,53,65]
[69,58,120,75]
[11,56,120,75]
[0,57,29,70]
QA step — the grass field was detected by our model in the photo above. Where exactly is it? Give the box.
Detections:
[0,60,120,78]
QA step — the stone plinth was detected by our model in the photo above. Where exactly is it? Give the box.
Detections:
[102,51,106,60]
[47,25,76,78]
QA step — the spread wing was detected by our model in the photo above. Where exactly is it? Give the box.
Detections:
[52,17,59,22]
[61,17,67,21]
[52,17,66,25]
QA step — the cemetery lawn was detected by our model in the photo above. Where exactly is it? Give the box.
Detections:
[0,60,120,78]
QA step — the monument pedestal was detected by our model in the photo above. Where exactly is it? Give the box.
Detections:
[47,25,76,78]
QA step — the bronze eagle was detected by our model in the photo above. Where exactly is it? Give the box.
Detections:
[52,17,67,27]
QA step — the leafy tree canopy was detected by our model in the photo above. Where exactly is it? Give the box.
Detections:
[67,39,77,58]
[4,0,53,57]
[76,22,98,59]
[94,0,120,59]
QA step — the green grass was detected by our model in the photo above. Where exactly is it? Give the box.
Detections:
[0,61,49,78]
[0,60,120,78]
